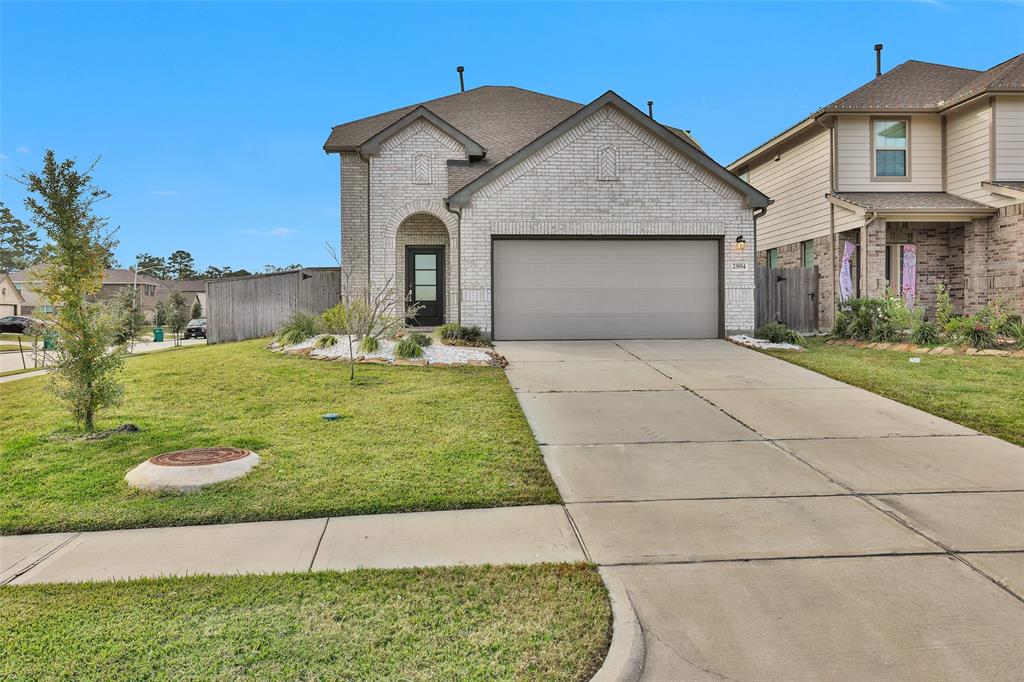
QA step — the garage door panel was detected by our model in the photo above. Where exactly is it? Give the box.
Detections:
[493,239,720,341]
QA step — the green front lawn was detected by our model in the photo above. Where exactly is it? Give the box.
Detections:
[0,564,611,681]
[0,339,558,535]
[766,338,1024,447]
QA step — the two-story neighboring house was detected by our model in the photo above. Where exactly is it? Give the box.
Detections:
[323,85,768,340]
[9,268,163,321]
[729,50,1024,330]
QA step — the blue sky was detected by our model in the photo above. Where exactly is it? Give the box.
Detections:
[2,1,1022,272]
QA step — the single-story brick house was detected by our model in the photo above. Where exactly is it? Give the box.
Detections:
[324,86,769,340]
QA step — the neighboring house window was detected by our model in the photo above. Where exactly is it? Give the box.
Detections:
[737,167,750,183]
[801,240,814,268]
[767,248,779,268]
[873,119,908,178]
[13,282,23,292]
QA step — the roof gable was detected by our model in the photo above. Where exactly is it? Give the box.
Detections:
[824,60,980,112]
[358,106,486,159]
[448,90,770,209]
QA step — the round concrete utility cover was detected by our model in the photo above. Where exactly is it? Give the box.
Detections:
[126,447,260,493]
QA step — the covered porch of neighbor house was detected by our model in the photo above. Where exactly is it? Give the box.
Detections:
[827,192,1000,317]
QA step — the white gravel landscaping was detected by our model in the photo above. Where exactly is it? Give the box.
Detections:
[729,334,804,351]
[274,335,496,365]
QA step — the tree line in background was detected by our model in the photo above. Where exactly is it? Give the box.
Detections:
[133,251,303,280]
[2,200,301,278]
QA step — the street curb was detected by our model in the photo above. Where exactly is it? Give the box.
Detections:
[591,567,645,681]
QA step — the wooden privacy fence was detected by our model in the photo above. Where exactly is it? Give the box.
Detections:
[755,265,819,333]
[206,268,343,344]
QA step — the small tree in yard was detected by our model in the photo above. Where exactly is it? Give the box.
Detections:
[321,264,421,381]
[18,151,123,430]
[190,299,202,320]
[166,290,189,346]
[114,288,147,348]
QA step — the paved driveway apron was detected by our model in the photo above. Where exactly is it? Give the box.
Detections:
[497,339,1024,681]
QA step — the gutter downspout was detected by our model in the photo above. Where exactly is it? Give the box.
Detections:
[366,156,372,292]
[818,115,837,329]
[443,200,463,326]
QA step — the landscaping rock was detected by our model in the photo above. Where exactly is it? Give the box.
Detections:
[977,349,1011,357]
[394,358,428,366]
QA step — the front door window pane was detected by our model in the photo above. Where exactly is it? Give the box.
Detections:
[414,254,436,269]
[415,285,436,301]
[415,270,436,285]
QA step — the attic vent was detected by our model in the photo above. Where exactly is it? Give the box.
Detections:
[598,145,618,181]
[412,154,431,185]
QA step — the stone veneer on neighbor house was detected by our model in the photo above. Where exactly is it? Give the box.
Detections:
[339,103,758,336]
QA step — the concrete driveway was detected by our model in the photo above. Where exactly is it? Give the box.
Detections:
[497,339,1024,681]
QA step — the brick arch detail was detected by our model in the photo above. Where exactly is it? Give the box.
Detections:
[383,200,457,248]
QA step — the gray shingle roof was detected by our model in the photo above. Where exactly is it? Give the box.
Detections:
[823,60,980,111]
[831,191,995,211]
[324,85,700,194]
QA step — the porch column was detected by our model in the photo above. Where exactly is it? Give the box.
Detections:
[963,218,990,314]
[860,217,887,298]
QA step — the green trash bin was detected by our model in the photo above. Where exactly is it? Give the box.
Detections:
[153,327,164,342]
[43,333,56,350]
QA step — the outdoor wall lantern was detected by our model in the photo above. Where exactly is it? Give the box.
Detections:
[734,235,747,251]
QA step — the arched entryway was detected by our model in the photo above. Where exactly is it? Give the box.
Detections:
[395,212,455,326]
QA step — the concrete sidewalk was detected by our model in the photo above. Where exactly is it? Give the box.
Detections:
[498,339,1024,681]
[1,505,584,585]
[0,337,205,381]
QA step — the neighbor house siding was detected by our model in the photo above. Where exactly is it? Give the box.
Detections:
[836,114,942,192]
[747,127,831,251]
[946,98,994,203]
[458,104,755,335]
[994,96,1024,180]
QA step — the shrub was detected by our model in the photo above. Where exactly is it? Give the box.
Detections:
[943,315,971,342]
[437,323,461,341]
[934,282,954,327]
[275,311,324,346]
[357,335,379,354]
[999,314,1023,336]
[406,331,432,347]
[910,318,941,346]
[313,334,337,349]
[755,321,803,345]
[830,309,854,339]
[437,323,485,345]
[963,322,996,350]
[870,319,900,343]
[394,337,423,358]
[1003,319,1024,349]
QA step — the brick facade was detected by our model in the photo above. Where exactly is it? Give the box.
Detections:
[759,204,1024,331]
[338,104,758,336]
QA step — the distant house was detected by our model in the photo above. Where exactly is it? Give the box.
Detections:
[0,273,25,316]
[728,49,1024,330]
[8,268,163,321]
[157,279,207,315]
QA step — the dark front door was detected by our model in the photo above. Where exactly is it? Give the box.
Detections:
[406,247,444,326]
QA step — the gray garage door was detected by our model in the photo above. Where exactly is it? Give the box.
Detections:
[493,239,720,340]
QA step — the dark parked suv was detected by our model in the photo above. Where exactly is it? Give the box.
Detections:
[183,318,207,339]
[0,315,43,334]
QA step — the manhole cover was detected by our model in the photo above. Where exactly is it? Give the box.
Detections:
[149,447,254,467]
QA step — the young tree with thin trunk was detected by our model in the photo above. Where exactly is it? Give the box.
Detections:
[18,151,123,431]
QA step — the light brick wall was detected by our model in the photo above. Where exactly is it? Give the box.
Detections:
[340,153,369,290]
[395,213,457,322]
[458,105,755,334]
[978,202,1024,314]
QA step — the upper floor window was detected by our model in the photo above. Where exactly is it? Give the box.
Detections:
[767,248,779,269]
[873,119,908,178]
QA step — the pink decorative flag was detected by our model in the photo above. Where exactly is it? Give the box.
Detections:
[901,244,917,306]
[839,241,856,302]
